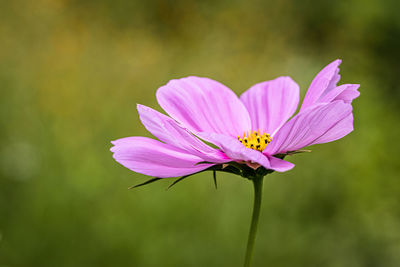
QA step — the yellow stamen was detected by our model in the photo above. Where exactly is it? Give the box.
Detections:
[237,130,272,152]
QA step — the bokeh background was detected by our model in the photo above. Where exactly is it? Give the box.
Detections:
[1,0,400,266]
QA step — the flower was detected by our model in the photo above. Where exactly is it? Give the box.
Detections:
[111,59,359,179]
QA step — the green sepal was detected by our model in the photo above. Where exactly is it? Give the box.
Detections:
[195,161,214,165]
[213,170,217,189]
[274,149,311,159]
[130,160,281,190]
[129,177,162,189]
[166,174,191,190]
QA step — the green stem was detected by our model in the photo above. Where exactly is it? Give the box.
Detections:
[243,175,264,267]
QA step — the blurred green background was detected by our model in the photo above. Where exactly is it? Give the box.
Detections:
[1,0,400,266]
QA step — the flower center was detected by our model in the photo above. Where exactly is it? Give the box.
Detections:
[237,131,272,152]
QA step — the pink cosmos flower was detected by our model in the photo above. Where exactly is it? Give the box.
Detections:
[111,59,359,179]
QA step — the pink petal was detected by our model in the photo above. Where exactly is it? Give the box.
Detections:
[332,84,360,103]
[197,132,273,171]
[300,59,342,111]
[240,76,300,135]
[265,101,353,155]
[266,155,295,172]
[111,137,212,178]
[312,112,353,144]
[156,76,251,137]
[137,104,229,163]
[318,84,360,104]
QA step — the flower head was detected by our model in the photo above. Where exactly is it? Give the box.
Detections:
[111,60,359,179]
